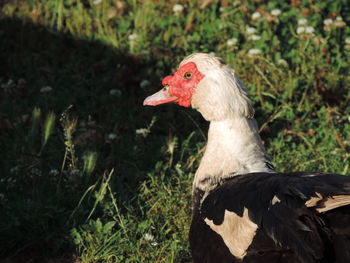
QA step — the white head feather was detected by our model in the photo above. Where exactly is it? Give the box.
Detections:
[179,53,254,121]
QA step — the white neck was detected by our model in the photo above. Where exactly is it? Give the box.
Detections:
[194,117,275,191]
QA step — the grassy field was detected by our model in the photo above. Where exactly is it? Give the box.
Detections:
[0,0,349,262]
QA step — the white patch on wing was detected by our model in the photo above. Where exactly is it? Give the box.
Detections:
[305,193,350,213]
[305,192,323,208]
[271,195,281,205]
[317,195,350,213]
[204,208,257,259]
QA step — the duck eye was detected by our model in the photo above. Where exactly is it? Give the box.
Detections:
[184,72,192,80]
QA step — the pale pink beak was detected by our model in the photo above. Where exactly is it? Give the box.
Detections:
[143,86,178,106]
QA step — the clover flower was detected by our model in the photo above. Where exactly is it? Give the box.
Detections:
[305,26,314,34]
[40,86,52,93]
[226,38,238,46]
[249,34,261,41]
[277,59,288,67]
[323,18,333,26]
[143,233,158,246]
[251,12,261,20]
[110,89,121,96]
[246,27,257,35]
[297,26,305,34]
[49,169,60,176]
[298,18,308,26]
[30,168,42,176]
[10,166,19,174]
[173,4,184,14]
[334,16,346,28]
[107,133,118,140]
[271,9,282,16]
[128,33,138,41]
[136,128,149,137]
[140,80,150,89]
[248,49,262,56]
[345,38,350,51]
[70,169,80,176]
[297,26,314,35]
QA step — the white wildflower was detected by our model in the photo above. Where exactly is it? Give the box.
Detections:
[246,26,257,35]
[226,38,238,46]
[30,168,42,176]
[136,128,149,137]
[323,18,333,26]
[7,178,17,184]
[345,38,350,44]
[248,48,262,56]
[251,12,261,20]
[128,33,138,41]
[140,80,150,89]
[219,7,225,13]
[343,140,350,146]
[107,133,118,140]
[233,1,240,6]
[334,17,346,28]
[143,233,158,246]
[305,26,314,34]
[249,34,261,41]
[87,120,96,126]
[1,79,15,90]
[336,16,343,21]
[297,26,305,34]
[49,169,59,176]
[271,9,282,16]
[93,0,102,5]
[298,18,308,26]
[172,4,184,14]
[144,233,155,241]
[331,149,340,155]
[10,166,19,174]
[109,89,121,96]
[277,59,288,67]
[70,169,80,176]
[40,86,52,93]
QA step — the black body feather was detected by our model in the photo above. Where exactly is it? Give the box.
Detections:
[190,172,350,263]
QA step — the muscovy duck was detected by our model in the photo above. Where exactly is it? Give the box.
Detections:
[143,53,350,263]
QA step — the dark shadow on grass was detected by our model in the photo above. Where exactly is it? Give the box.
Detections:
[0,17,203,262]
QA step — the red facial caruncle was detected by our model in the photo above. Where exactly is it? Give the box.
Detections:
[143,62,204,107]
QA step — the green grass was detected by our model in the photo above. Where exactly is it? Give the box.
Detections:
[0,0,349,262]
